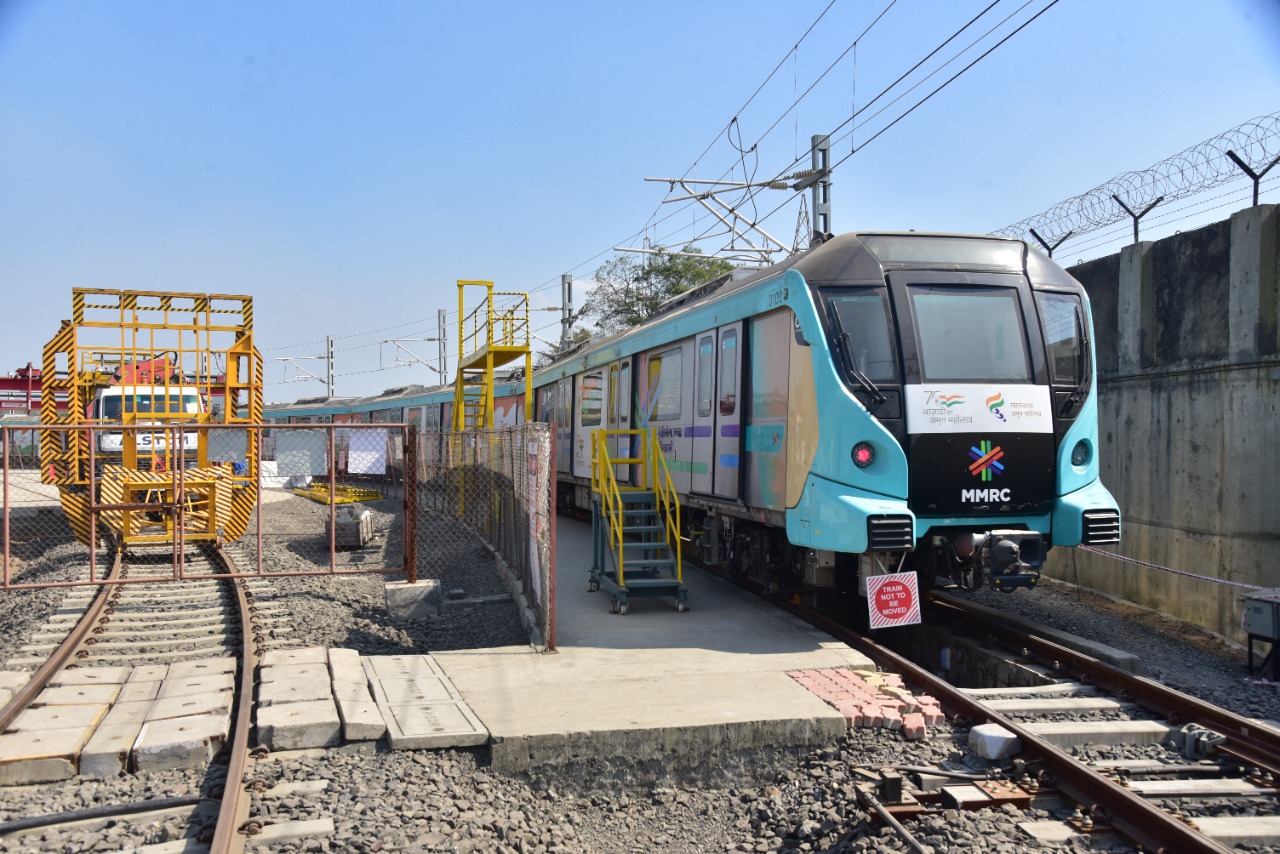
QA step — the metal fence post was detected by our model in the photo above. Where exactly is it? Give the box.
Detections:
[404,423,418,584]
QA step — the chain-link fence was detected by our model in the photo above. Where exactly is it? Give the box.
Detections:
[0,424,410,587]
[2,422,557,648]
[417,423,556,650]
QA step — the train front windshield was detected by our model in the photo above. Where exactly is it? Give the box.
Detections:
[908,286,1031,382]
[98,394,201,419]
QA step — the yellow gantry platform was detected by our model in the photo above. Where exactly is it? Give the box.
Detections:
[451,280,533,431]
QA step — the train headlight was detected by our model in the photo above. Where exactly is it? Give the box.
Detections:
[1071,439,1091,467]
[852,442,875,468]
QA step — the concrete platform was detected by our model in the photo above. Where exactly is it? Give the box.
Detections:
[429,517,875,776]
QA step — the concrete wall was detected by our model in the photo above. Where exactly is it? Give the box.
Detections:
[1050,205,1280,644]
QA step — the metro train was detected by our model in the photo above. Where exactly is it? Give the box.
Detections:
[268,231,1121,601]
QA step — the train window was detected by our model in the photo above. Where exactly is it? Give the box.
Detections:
[608,365,619,424]
[648,348,683,421]
[910,286,1031,382]
[719,331,738,415]
[581,373,603,426]
[1036,292,1085,385]
[120,394,200,416]
[825,290,897,382]
[696,337,714,418]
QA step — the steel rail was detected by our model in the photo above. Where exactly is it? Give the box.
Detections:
[208,546,260,854]
[0,548,123,732]
[929,597,1280,775]
[771,598,1235,854]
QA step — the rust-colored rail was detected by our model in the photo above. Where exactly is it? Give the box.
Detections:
[0,549,123,732]
[209,546,260,854]
[771,595,1236,854]
[929,596,1280,778]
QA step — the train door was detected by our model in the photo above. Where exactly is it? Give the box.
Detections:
[606,359,632,482]
[713,322,743,499]
[691,334,715,494]
[572,370,603,480]
[557,377,572,474]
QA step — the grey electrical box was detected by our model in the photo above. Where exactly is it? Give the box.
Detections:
[1244,589,1280,641]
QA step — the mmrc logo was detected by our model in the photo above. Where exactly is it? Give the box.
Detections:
[986,392,1007,422]
[968,440,1005,482]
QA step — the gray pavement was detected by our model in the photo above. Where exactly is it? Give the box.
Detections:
[432,517,873,775]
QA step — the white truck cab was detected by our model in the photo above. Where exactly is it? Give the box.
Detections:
[90,385,204,454]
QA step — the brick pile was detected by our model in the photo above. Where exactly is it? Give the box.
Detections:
[788,667,945,740]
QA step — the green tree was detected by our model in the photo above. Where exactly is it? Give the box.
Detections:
[580,247,734,333]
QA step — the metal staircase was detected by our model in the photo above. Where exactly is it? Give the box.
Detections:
[590,429,688,614]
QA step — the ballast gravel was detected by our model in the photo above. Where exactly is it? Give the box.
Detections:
[3,501,1279,852]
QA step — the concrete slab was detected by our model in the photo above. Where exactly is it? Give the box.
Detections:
[384,701,488,750]
[259,662,330,684]
[963,682,1098,697]
[940,784,993,809]
[10,703,109,732]
[50,666,132,686]
[256,700,342,750]
[970,723,1022,760]
[1126,778,1271,797]
[0,727,95,784]
[934,591,1142,673]
[427,517,873,775]
[333,681,377,702]
[334,697,387,742]
[102,700,154,727]
[81,722,145,778]
[133,713,229,772]
[261,647,329,667]
[328,647,363,675]
[1022,720,1172,748]
[259,678,334,707]
[252,818,337,845]
[361,654,445,681]
[367,676,459,705]
[980,697,1131,715]
[1196,816,1280,847]
[166,657,236,680]
[0,671,27,698]
[34,683,122,707]
[118,679,163,704]
[129,665,170,684]
[384,579,441,622]
[157,672,236,699]
[1019,820,1088,845]
[147,690,232,722]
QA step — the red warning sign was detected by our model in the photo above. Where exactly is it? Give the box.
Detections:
[866,571,922,629]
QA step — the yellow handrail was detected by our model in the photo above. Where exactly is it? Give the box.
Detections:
[649,435,683,585]
[590,428,682,588]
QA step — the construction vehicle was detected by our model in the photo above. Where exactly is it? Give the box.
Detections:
[40,289,262,547]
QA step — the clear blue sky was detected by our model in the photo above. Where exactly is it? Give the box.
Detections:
[2,0,1277,400]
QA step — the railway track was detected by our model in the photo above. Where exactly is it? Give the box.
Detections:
[0,546,265,854]
[680,550,1280,852]
[787,589,1280,852]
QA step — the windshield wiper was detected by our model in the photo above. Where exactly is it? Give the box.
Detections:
[827,305,887,405]
[1061,320,1092,415]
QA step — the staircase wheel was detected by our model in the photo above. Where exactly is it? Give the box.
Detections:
[619,602,629,616]
[676,600,688,613]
